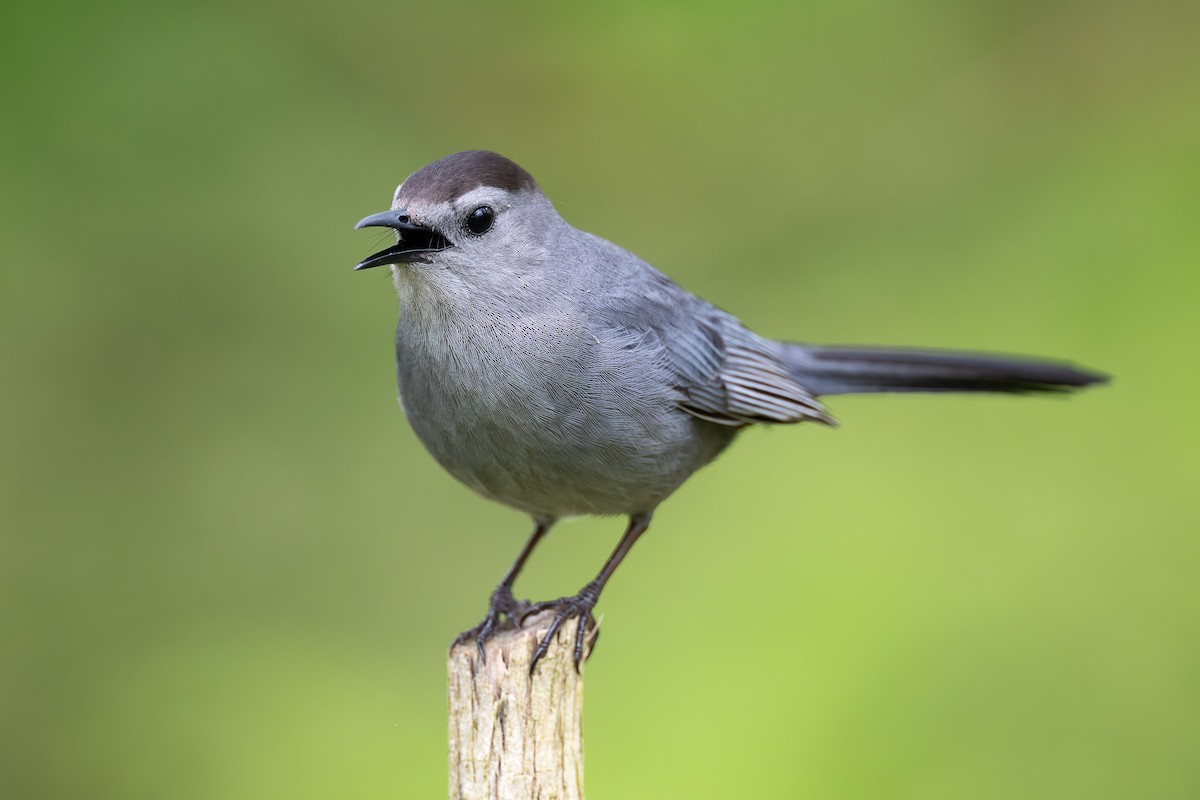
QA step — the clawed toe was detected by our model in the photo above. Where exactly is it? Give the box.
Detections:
[526,582,601,674]
[452,585,531,660]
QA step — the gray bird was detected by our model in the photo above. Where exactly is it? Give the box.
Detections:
[354,150,1106,670]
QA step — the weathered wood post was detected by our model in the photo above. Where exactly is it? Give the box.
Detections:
[447,612,595,800]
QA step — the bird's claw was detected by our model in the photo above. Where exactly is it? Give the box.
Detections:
[525,581,601,674]
[451,585,531,661]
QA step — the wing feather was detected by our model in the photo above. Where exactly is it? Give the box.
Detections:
[593,284,833,427]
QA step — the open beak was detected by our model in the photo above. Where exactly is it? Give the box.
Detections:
[353,209,452,270]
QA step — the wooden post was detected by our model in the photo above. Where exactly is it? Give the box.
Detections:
[447,612,594,800]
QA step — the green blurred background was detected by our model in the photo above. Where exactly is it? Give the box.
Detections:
[3,1,1198,797]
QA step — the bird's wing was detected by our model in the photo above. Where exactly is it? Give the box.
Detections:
[672,317,835,427]
[593,279,833,427]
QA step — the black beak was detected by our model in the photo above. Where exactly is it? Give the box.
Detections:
[353,209,452,270]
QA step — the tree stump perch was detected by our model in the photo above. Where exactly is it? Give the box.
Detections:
[448,612,596,800]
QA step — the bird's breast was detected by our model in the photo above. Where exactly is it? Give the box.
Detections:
[391,300,717,517]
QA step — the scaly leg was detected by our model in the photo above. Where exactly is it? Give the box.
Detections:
[452,519,552,660]
[525,514,651,673]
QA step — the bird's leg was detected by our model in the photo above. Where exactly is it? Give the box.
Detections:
[526,514,651,673]
[453,520,551,660]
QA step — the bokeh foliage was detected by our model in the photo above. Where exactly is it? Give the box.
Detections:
[3,1,1198,798]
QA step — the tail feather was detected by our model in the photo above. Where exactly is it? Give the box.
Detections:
[779,343,1108,397]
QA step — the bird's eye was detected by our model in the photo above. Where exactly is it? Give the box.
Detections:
[465,206,495,235]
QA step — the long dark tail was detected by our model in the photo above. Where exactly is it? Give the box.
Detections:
[778,343,1108,396]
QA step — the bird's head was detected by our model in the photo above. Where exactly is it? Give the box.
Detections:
[354,151,559,287]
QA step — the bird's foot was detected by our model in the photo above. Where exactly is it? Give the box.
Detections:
[524,580,602,674]
[451,585,531,661]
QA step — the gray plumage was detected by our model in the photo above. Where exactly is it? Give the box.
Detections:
[354,150,1106,667]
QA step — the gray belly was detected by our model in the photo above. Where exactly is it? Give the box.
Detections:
[395,318,732,519]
